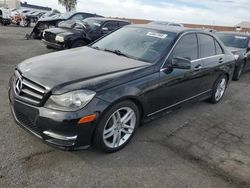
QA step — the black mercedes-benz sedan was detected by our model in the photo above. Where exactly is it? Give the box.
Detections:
[42,17,130,49]
[216,32,250,80]
[9,25,235,153]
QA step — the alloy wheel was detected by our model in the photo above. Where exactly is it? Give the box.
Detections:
[215,78,226,101]
[103,107,136,148]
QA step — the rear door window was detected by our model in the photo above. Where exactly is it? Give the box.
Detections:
[215,40,223,55]
[198,34,216,58]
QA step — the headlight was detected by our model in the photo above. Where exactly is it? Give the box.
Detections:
[234,54,239,61]
[55,35,64,42]
[45,90,96,111]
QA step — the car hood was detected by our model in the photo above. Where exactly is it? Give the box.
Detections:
[17,47,151,93]
[227,47,246,55]
[44,27,83,36]
[38,16,64,22]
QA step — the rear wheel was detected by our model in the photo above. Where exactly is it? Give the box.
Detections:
[233,62,244,81]
[209,75,228,104]
[94,100,140,153]
[71,40,87,48]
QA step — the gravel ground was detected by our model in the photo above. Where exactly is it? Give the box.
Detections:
[0,26,249,188]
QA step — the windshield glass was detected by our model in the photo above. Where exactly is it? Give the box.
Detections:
[217,33,249,49]
[58,20,84,29]
[59,12,75,19]
[91,26,177,63]
[83,18,104,31]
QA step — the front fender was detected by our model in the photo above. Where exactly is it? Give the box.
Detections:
[96,72,160,117]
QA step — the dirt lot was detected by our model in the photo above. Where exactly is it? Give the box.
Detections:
[0,26,250,188]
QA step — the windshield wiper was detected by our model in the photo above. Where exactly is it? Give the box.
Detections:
[104,49,135,59]
[90,47,140,61]
[90,46,100,50]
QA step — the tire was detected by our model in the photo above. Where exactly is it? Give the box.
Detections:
[71,40,87,48]
[94,100,140,153]
[46,45,54,49]
[233,62,244,81]
[209,75,228,104]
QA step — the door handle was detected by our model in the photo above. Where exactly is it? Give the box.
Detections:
[218,58,224,63]
[194,64,203,71]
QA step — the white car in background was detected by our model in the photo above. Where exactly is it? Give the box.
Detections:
[0,7,11,25]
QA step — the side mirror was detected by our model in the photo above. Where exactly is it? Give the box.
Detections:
[171,57,191,69]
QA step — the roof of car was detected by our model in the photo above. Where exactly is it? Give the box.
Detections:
[84,17,130,23]
[128,24,202,34]
[217,31,250,36]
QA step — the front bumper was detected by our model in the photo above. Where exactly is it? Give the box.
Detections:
[9,85,110,150]
[0,18,11,25]
[42,39,65,50]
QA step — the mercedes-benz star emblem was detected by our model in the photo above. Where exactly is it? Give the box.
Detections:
[15,77,23,95]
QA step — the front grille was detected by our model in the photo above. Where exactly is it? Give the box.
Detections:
[14,109,41,135]
[14,70,46,106]
[43,31,56,43]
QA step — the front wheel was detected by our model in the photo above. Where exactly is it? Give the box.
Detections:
[94,100,140,153]
[209,75,228,104]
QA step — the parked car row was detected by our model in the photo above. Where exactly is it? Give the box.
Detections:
[10,9,45,27]
[26,11,103,39]
[0,8,60,27]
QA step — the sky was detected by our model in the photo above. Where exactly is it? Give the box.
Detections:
[26,0,250,26]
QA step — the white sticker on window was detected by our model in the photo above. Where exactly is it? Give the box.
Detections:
[235,36,247,40]
[146,32,167,39]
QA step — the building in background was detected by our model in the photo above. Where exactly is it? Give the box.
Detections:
[20,2,51,12]
[0,0,20,9]
[235,21,250,32]
[0,0,51,12]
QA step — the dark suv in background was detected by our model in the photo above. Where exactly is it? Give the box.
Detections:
[42,17,130,49]
[216,32,250,80]
[9,25,235,153]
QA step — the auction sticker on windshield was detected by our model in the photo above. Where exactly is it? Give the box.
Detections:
[146,32,167,39]
[235,36,247,40]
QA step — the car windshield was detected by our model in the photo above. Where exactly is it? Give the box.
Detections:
[58,20,85,30]
[217,33,249,49]
[59,12,75,19]
[82,18,104,31]
[91,26,177,63]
